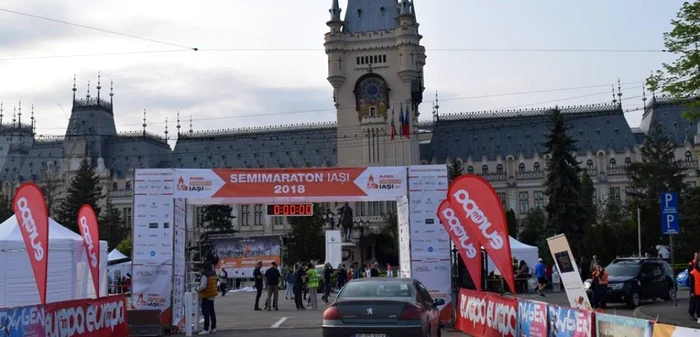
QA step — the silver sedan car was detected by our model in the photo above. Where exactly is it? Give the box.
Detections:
[322,278,444,337]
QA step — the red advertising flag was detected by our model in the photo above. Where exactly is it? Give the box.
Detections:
[78,204,100,297]
[12,182,49,305]
[437,199,483,291]
[447,175,516,294]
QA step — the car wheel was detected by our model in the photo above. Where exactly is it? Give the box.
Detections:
[627,290,641,308]
[663,283,675,301]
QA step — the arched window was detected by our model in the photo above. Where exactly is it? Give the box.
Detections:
[481,165,489,175]
[518,163,525,173]
[625,157,632,166]
[125,181,132,190]
[496,164,504,174]
[467,166,474,174]
[587,159,593,170]
[686,151,693,162]
[112,182,118,191]
[534,162,541,172]
[609,158,616,168]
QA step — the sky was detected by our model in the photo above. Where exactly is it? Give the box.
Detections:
[0,0,687,144]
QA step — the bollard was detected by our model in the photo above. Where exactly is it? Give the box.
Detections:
[184,292,192,337]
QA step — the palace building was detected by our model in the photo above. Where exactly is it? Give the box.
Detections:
[0,0,698,263]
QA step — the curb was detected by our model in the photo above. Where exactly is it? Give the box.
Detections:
[191,326,321,332]
[634,303,695,328]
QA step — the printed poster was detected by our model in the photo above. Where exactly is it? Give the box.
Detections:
[211,236,281,278]
[653,323,700,336]
[131,264,173,311]
[548,304,593,337]
[519,300,547,337]
[547,234,592,311]
[595,313,652,337]
[397,195,411,278]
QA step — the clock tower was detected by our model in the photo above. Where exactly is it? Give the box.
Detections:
[325,0,425,167]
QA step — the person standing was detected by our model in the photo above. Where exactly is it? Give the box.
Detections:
[535,258,547,297]
[253,261,264,311]
[307,263,319,309]
[321,263,333,304]
[337,264,347,290]
[688,260,700,323]
[370,262,380,277]
[285,266,295,300]
[591,263,609,310]
[387,263,393,277]
[590,255,599,273]
[219,268,228,297]
[579,256,588,281]
[197,264,218,335]
[293,263,307,310]
[264,262,281,311]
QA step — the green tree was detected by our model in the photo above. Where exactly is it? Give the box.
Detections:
[448,161,463,182]
[543,107,585,253]
[648,1,700,121]
[505,209,518,237]
[116,235,132,257]
[518,208,546,248]
[57,159,103,233]
[0,193,13,220]
[626,122,686,251]
[579,170,597,229]
[201,205,235,231]
[376,212,399,264]
[284,204,325,264]
[583,200,629,264]
[100,203,128,249]
[39,164,62,217]
[678,187,700,261]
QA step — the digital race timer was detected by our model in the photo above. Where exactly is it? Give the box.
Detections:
[266,204,313,216]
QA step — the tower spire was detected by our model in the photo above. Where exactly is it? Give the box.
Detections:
[164,117,169,140]
[86,80,91,102]
[31,105,35,133]
[12,107,16,126]
[109,79,114,105]
[432,90,440,121]
[176,111,181,135]
[329,0,342,21]
[611,85,617,104]
[97,72,102,102]
[617,78,623,106]
[17,100,21,126]
[189,115,193,134]
[72,75,77,102]
[642,84,648,107]
[142,109,147,135]
[0,102,3,126]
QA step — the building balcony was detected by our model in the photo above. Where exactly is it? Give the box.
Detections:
[515,171,545,180]
[481,173,507,181]
[681,160,699,170]
[108,189,132,198]
[607,166,627,176]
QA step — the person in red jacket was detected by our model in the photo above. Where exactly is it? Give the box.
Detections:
[689,261,700,324]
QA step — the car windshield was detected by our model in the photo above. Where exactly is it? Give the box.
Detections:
[606,262,641,277]
[340,282,413,298]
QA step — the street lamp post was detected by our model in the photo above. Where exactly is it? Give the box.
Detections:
[637,207,642,257]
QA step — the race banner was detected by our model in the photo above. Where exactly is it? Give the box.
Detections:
[518,300,547,337]
[12,183,49,305]
[78,204,101,298]
[408,165,451,322]
[173,167,407,202]
[457,288,518,337]
[448,175,516,294]
[437,199,482,291]
[547,304,593,337]
[0,304,44,337]
[653,323,700,336]
[595,313,652,337]
[44,295,129,337]
[211,236,281,278]
[547,234,592,311]
[0,295,128,337]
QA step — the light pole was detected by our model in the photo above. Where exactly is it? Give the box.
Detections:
[637,207,642,257]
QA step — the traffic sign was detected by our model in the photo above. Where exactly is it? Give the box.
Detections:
[660,192,679,235]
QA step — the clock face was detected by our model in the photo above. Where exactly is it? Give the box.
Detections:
[360,78,384,101]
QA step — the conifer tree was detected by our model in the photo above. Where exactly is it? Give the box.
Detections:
[543,108,585,253]
[201,205,236,231]
[58,158,103,233]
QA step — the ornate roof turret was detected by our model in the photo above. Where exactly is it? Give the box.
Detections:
[329,0,342,21]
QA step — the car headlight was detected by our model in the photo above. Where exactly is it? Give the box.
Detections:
[607,283,624,290]
[583,281,591,290]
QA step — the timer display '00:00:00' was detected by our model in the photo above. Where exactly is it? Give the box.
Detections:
[266,204,313,216]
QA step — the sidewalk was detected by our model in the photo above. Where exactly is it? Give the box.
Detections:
[634,291,699,328]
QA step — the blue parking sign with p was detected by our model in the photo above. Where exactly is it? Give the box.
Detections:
[660,192,679,235]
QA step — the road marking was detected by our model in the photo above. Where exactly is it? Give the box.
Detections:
[271,317,289,328]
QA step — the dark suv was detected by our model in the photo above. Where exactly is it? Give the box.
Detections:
[584,258,675,308]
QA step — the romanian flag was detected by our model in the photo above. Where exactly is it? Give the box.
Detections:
[390,109,397,141]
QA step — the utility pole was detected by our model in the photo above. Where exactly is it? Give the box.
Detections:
[637,207,642,257]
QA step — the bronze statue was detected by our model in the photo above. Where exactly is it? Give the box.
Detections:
[338,202,354,241]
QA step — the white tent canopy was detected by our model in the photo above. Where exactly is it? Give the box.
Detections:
[0,216,108,308]
[108,248,128,262]
[487,236,539,275]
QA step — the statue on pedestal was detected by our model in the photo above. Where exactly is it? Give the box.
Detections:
[338,202,354,242]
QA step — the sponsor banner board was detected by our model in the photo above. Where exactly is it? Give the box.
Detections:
[652,323,700,336]
[131,264,173,312]
[456,288,518,337]
[518,300,547,337]
[325,230,342,268]
[132,195,175,265]
[547,304,593,337]
[595,313,652,337]
[171,198,187,328]
[134,169,175,196]
[397,196,412,278]
[547,234,592,311]
[172,167,407,202]
[211,236,281,278]
[0,295,128,337]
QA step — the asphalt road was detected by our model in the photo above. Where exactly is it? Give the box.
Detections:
[198,328,466,337]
